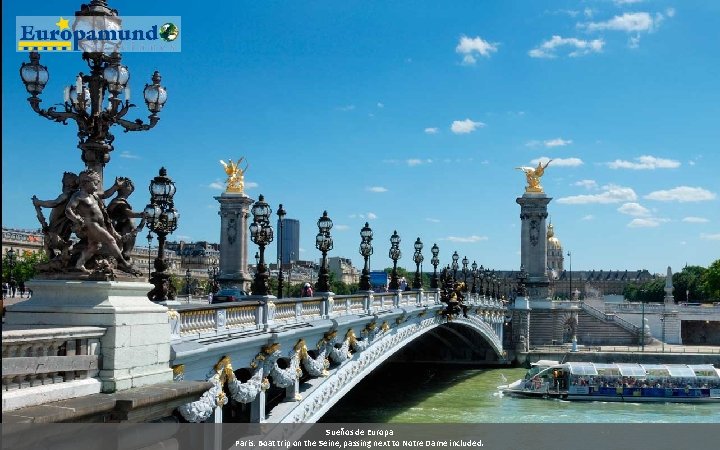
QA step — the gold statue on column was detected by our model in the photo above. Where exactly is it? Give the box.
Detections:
[219,158,249,194]
[516,159,552,193]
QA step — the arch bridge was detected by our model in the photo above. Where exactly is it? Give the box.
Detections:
[170,289,509,423]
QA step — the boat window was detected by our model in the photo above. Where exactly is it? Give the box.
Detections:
[688,365,719,378]
[616,363,647,377]
[666,365,697,378]
[567,363,597,376]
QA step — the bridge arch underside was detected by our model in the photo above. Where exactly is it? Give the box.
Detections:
[259,318,504,423]
[392,322,504,364]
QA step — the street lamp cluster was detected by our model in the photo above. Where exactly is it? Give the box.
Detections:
[412,238,424,289]
[249,195,274,296]
[314,211,334,293]
[145,168,178,302]
[388,231,402,290]
[358,222,374,291]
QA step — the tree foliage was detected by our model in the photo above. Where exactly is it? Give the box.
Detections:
[2,250,48,283]
[701,259,720,301]
[672,265,706,302]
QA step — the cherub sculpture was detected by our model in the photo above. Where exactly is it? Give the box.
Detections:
[32,172,79,259]
[516,159,552,193]
[219,157,249,194]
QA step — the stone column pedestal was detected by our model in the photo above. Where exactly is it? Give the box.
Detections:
[215,193,254,292]
[516,193,552,300]
[5,280,173,393]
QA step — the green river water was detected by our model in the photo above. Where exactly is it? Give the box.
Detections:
[320,364,718,423]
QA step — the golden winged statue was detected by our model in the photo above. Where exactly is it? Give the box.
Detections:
[516,159,552,193]
[219,157,249,194]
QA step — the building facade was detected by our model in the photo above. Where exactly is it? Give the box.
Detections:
[327,256,359,284]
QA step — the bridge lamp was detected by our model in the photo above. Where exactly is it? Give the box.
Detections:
[388,231,401,290]
[462,256,469,287]
[276,204,286,299]
[145,167,178,302]
[250,195,274,296]
[315,211,334,293]
[185,268,192,297]
[412,238,424,289]
[471,261,478,294]
[451,251,459,281]
[359,222,373,291]
[478,264,485,297]
[430,243,440,289]
[516,265,528,298]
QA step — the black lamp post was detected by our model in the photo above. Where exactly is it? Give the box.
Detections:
[388,231,401,290]
[207,262,219,294]
[185,268,192,297]
[451,251,459,281]
[6,248,17,293]
[412,238,424,289]
[276,204,286,299]
[478,265,485,297]
[250,195,273,296]
[146,231,153,281]
[359,222,373,291]
[471,261,478,294]
[517,265,528,298]
[144,168,178,302]
[461,256,469,289]
[430,244,440,289]
[315,211,333,293]
[567,250,573,300]
[19,1,168,187]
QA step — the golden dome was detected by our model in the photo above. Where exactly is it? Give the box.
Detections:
[547,223,562,249]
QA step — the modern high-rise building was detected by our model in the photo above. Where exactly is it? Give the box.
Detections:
[277,218,300,265]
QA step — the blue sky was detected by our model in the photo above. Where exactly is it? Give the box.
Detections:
[3,0,719,275]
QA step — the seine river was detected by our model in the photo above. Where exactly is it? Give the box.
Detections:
[320,363,717,423]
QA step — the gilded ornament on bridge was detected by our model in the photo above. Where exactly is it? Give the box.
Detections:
[516,159,552,193]
[220,157,249,194]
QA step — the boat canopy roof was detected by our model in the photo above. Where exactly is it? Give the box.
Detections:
[564,362,720,379]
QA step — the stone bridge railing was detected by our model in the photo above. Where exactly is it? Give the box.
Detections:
[169,290,508,340]
[2,326,105,411]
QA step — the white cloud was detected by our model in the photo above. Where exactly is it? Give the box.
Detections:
[614,0,644,5]
[617,202,651,217]
[439,235,489,243]
[209,181,224,190]
[530,156,584,167]
[366,212,377,220]
[558,184,638,204]
[246,181,258,189]
[584,7,594,18]
[574,179,598,190]
[700,233,720,241]
[682,217,709,224]
[451,118,485,134]
[545,138,573,147]
[581,214,595,221]
[336,104,355,111]
[407,158,433,166]
[665,8,676,18]
[334,224,350,231]
[366,186,388,193]
[627,217,668,228]
[119,150,140,159]
[425,218,441,223]
[424,127,439,134]
[607,155,681,170]
[628,34,641,48]
[525,140,542,148]
[377,102,384,108]
[582,12,656,33]
[529,35,604,58]
[645,186,717,202]
[455,35,498,65]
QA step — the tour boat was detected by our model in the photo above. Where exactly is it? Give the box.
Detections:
[500,362,720,403]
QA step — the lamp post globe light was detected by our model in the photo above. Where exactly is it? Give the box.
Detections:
[461,256,469,289]
[276,204,286,299]
[315,211,334,293]
[478,265,485,297]
[359,222,373,291]
[451,251,459,281]
[484,267,492,297]
[388,230,401,290]
[412,237,424,289]
[144,167,178,302]
[185,268,191,297]
[430,243,440,289]
[250,195,274,296]
[19,1,168,187]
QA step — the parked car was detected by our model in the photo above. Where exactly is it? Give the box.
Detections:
[211,287,248,304]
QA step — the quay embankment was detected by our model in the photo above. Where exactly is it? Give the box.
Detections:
[519,343,720,366]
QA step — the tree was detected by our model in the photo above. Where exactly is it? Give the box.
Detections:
[701,259,720,301]
[2,250,49,283]
[672,265,707,302]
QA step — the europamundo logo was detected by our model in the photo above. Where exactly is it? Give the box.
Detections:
[16,16,181,52]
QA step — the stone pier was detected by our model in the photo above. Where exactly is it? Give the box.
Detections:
[516,192,551,300]
[215,192,254,291]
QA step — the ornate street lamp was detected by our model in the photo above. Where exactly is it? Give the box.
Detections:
[6,248,17,286]
[144,167,178,302]
[185,268,192,297]
[412,238,424,289]
[388,231,401,290]
[430,243,440,289]
[276,204,286,299]
[207,262,219,294]
[359,222,373,291]
[315,211,333,293]
[461,256,469,289]
[471,261,478,294]
[146,231,153,281]
[451,251,459,281]
[516,265,528,298]
[19,1,168,187]
[250,195,273,296]
[484,267,491,296]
